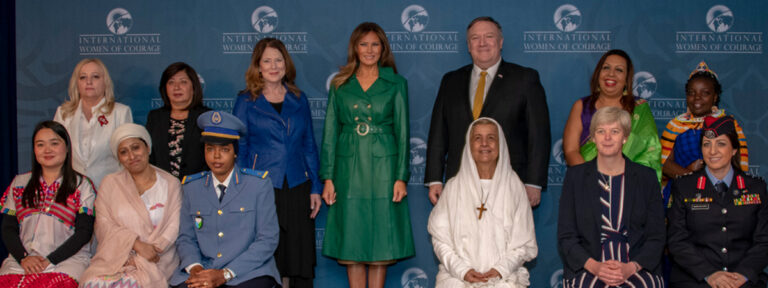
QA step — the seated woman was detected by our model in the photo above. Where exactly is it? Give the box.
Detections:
[563,49,661,181]
[428,118,537,288]
[667,116,767,287]
[80,123,181,287]
[0,121,95,287]
[660,62,748,206]
[558,107,665,287]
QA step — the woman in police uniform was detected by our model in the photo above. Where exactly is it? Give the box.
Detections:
[320,22,413,288]
[668,116,768,288]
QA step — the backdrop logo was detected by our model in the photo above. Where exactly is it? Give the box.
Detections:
[409,137,427,184]
[707,5,733,33]
[387,4,459,53]
[401,267,428,288]
[198,73,206,91]
[554,4,581,32]
[222,6,308,54]
[78,7,161,55]
[548,139,566,185]
[106,8,132,35]
[524,4,612,53]
[748,165,760,177]
[633,71,657,100]
[550,269,564,288]
[401,5,429,32]
[251,6,278,33]
[315,228,324,249]
[675,5,762,54]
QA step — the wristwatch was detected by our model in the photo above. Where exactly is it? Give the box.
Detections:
[223,268,234,282]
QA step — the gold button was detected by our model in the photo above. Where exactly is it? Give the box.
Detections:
[367,104,371,109]
[217,210,223,215]
[218,232,224,238]
[217,253,222,258]
[354,116,359,121]
[240,207,245,212]
[367,117,372,121]
[353,104,358,109]
[196,211,200,215]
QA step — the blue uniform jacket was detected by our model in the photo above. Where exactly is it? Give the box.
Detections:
[233,88,322,194]
[171,166,281,286]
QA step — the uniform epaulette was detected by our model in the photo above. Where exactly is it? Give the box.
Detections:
[182,172,207,185]
[240,168,268,179]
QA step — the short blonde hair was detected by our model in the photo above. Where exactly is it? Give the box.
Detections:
[589,106,631,139]
[60,58,116,120]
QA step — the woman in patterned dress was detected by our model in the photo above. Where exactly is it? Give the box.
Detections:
[0,121,96,287]
[146,62,211,180]
[559,107,665,287]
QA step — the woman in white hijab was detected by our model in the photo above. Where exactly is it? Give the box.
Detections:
[428,118,538,288]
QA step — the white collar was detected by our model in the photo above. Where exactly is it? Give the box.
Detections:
[78,97,107,116]
[472,58,502,78]
[212,168,234,189]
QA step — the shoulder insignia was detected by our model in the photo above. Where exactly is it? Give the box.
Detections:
[240,168,268,179]
[182,172,207,185]
[636,98,647,105]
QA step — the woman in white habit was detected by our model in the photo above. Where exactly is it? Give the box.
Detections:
[428,117,538,288]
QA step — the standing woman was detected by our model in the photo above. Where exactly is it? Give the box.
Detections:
[320,22,414,288]
[146,62,211,179]
[0,121,95,287]
[558,107,665,287]
[233,38,322,287]
[562,49,661,181]
[54,58,133,188]
[667,116,767,287]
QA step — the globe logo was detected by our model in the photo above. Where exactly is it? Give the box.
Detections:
[197,73,206,91]
[552,139,565,165]
[252,6,278,33]
[401,5,429,32]
[325,72,339,92]
[550,269,564,288]
[401,267,428,288]
[633,71,657,100]
[706,5,733,33]
[410,137,427,166]
[554,4,581,32]
[106,8,132,35]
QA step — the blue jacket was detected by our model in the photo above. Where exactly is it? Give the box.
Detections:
[233,88,322,194]
[171,167,281,286]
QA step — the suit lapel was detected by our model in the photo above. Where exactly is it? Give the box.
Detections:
[583,161,603,237]
[482,61,508,117]
[622,161,635,228]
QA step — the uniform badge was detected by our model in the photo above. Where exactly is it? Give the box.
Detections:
[195,216,203,229]
[734,193,761,206]
[691,203,710,210]
[212,111,222,124]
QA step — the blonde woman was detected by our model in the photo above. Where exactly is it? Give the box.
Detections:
[54,58,133,187]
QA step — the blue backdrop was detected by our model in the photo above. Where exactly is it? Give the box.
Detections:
[15,1,767,287]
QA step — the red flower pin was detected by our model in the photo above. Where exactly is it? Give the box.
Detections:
[98,115,108,127]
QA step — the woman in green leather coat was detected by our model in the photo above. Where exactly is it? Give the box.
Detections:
[320,22,414,288]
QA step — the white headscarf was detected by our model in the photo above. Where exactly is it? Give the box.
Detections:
[428,117,537,287]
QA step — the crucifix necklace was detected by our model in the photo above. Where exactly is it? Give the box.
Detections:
[477,184,489,219]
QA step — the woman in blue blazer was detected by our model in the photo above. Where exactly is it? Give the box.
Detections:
[558,107,665,288]
[232,38,321,288]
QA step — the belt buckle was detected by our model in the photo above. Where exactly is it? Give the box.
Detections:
[356,122,370,136]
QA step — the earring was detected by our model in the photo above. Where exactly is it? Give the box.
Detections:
[596,87,601,93]
[622,88,628,96]
[622,140,626,144]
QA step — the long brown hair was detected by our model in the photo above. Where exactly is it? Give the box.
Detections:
[588,49,636,114]
[331,22,397,89]
[60,58,116,120]
[159,62,205,110]
[243,38,301,99]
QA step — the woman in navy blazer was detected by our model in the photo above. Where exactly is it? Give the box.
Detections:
[558,106,665,288]
[233,38,321,288]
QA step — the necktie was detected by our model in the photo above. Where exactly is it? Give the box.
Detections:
[472,71,488,120]
[715,182,728,199]
[218,184,227,202]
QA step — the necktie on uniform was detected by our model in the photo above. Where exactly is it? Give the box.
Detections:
[472,71,488,120]
[715,182,728,199]
[218,184,227,202]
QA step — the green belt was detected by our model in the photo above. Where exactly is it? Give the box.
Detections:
[341,123,393,136]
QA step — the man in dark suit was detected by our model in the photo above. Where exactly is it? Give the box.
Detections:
[426,16,551,206]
